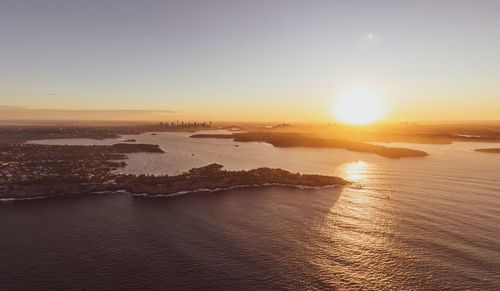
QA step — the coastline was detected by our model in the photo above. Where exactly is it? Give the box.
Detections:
[190,132,429,158]
[5,124,500,200]
[1,183,345,202]
[0,126,351,200]
[1,164,349,200]
[475,148,500,153]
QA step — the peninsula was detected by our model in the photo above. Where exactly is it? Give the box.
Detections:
[475,148,500,153]
[191,132,429,158]
[0,142,348,200]
[118,164,348,196]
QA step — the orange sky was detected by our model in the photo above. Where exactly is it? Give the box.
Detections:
[1,1,499,122]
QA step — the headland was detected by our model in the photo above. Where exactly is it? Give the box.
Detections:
[0,137,348,199]
[475,148,500,153]
[191,132,429,158]
[3,121,500,199]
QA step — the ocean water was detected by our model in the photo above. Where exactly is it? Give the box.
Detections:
[2,132,499,289]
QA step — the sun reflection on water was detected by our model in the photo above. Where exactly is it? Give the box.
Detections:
[342,160,370,182]
[312,159,396,286]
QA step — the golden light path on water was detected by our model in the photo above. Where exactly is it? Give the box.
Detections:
[25,132,500,289]
[308,160,398,287]
[341,160,370,182]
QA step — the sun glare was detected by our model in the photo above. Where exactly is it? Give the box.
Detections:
[333,88,386,125]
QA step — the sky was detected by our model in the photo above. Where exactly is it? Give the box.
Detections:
[1,0,500,122]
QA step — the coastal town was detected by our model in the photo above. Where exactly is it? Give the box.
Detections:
[0,121,214,144]
[3,121,500,199]
[0,143,164,198]
[0,124,347,199]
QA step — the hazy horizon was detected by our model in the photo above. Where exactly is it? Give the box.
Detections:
[2,0,500,122]
[2,105,500,124]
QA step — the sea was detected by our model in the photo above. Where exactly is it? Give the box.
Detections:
[1,131,499,289]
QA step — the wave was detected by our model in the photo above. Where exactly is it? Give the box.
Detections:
[0,189,130,202]
[133,183,344,198]
[0,195,60,202]
[1,184,345,202]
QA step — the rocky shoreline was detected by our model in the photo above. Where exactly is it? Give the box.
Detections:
[0,140,348,200]
[117,164,349,197]
[1,164,348,200]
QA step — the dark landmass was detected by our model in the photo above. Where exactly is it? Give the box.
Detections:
[0,143,165,198]
[265,122,500,145]
[222,122,500,145]
[191,132,429,158]
[0,143,347,199]
[107,143,163,153]
[0,126,139,144]
[0,122,214,144]
[2,121,500,145]
[118,164,348,196]
[474,148,500,153]
[2,121,499,198]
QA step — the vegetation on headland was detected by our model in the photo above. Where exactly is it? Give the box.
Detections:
[475,148,500,153]
[116,164,348,196]
[2,121,500,198]
[0,143,347,199]
[191,132,429,158]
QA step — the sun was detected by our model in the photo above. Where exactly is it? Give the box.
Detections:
[333,88,386,125]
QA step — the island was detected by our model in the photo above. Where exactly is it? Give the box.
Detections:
[475,148,500,153]
[0,142,348,200]
[191,132,429,158]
